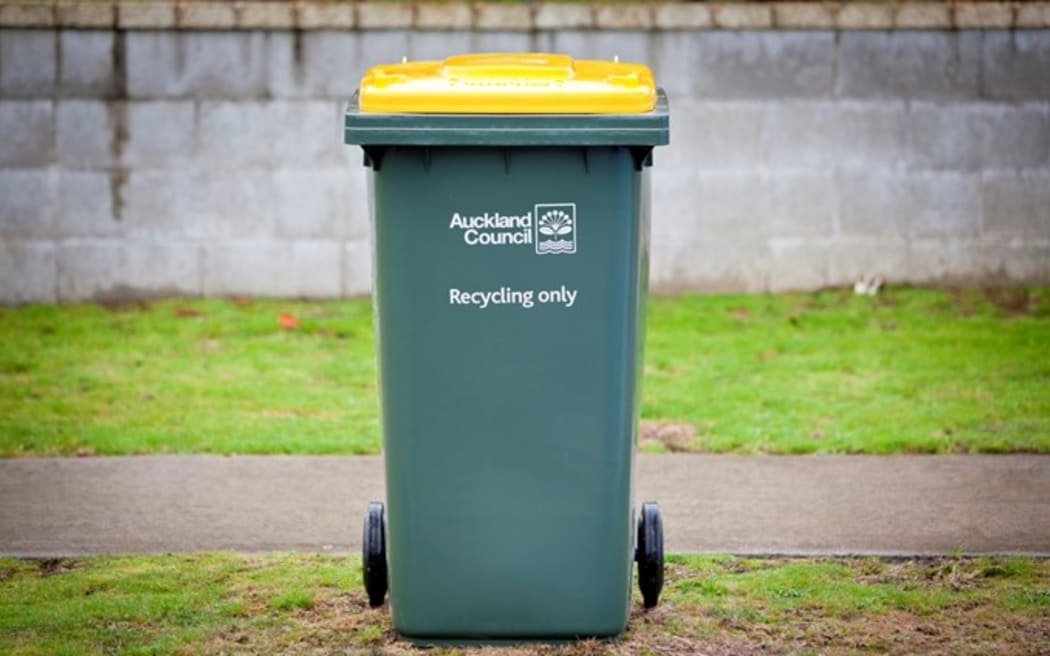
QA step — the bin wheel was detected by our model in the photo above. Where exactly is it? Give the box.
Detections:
[362,501,388,608]
[635,501,664,609]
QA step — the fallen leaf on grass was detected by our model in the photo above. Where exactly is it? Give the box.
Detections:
[278,313,300,330]
[174,307,204,318]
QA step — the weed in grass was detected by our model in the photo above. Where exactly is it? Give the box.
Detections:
[272,588,315,611]
[353,622,385,645]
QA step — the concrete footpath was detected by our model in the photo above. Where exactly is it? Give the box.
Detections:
[0,455,1047,557]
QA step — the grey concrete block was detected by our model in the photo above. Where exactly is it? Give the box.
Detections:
[56,239,122,300]
[238,2,295,30]
[202,239,341,297]
[693,32,834,99]
[118,2,175,29]
[263,32,306,99]
[58,31,117,97]
[470,31,532,54]
[650,169,703,289]
[180,31,269,98]
[0,241,56,303]
[894,3,951,29]
[840,172,980,241]
[837,173,911,238]
[836,3,894,30]
[0,3,54,28]
[0,30,56,97]
[195,101,276,166]
[276,100,347,167]
[123,101,195,167]
[774,3,835,29]
[827,238,910,286]
[281,31,364,99]
[654,3,712,30]
[650,231,771,292]
[0,168,57,238]
[124,31,177,97]
[415,3,472,30]
[955,2,1013,30]
[298,3,354,30]
[533,3,592,30]
[56,100,113,168]
[550,31,650,69]
[197,100,344,168]
[692,171,772,239]
[651,32,699,99]
[767,172,837,238]
[837,32,980,100]
[343,238,372,297]
[981,32,1050,100]
[274,167,368,240]
[908,102,1049,171]
[126,31,268,98]
[356,2,414,29]
[711,3,773,29]
[981,171,1050,239]
[353,31,409,83]
[119,169,195,237]
[56,3,115,29]
[474,4,531,31]
[767,239,829,291]
[56,171,121,237]
[765,101,906,170]
[908,103,984,171]
[408,31,472,61]
[595,4,653,30]
[980,104,1050,169]
[999,244,1050,284]
[661,100,765,170]
[1017,3,1050,28]
[906,240,995,284]
[530,31,555,55]
[123,169,277,240]
[908,172,981,239]
[124,240,201,296]
[268,31,374,100]
[187,170,279,239]
[0,101,54,167]
[177,3,236,30]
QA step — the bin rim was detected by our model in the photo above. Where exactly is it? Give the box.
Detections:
[344,89,669,148]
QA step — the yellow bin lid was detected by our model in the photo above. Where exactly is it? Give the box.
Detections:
[358,53,657,114]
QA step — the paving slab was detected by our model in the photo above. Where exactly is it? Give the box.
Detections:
[0,454,1047,557]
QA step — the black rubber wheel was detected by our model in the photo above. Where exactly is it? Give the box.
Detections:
[362,501,388,608]
[635,501,664,609]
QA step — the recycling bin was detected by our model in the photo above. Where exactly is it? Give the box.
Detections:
[344,53,669,641]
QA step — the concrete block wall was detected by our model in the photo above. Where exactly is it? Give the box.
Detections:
[1,2,1049,302]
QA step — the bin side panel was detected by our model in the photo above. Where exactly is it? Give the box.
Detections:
[372,145,645,639]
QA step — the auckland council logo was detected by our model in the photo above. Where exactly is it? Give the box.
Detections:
[534,203,577,255]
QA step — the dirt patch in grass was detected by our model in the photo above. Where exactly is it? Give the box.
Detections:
[35,557,79,577]
[639,420,700,453]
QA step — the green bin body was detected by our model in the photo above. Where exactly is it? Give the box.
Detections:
[345,90,669,640]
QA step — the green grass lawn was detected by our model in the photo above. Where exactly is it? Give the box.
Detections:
[0,553,1046,655]
[0,287,1047,456]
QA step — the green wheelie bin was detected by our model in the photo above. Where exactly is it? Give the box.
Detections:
[344,53,669,641]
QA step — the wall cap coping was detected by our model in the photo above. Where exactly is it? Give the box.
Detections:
[1,1,1049,31]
